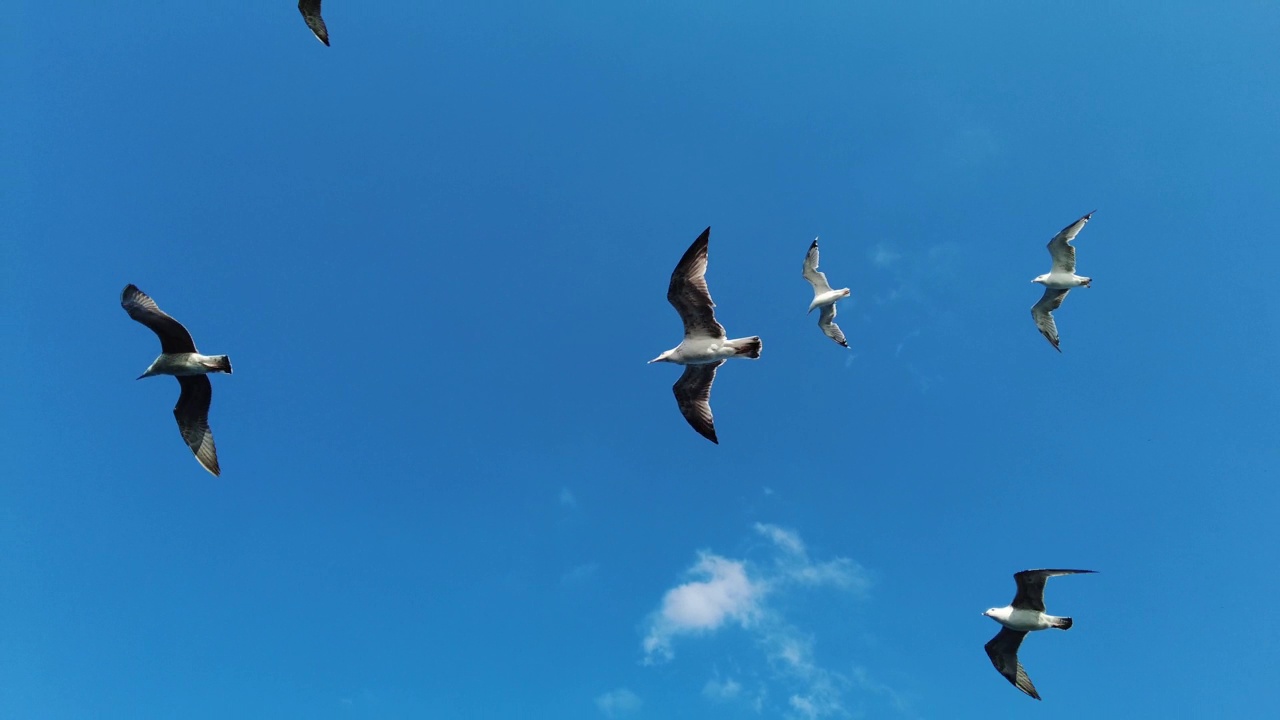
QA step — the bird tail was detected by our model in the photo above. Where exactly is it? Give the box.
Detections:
[731,337,762,359]
[1052,616,1072,630]
[213,355,233,374]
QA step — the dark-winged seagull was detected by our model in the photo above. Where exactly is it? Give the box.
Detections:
[121,284,232,476]
[1031,212,1094,352]
[298,0,330,46]
[983,568,1096,700]
[801,238,851,348]
[649,227,762,444]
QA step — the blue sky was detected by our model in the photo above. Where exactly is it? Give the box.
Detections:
[6,1,1280,717]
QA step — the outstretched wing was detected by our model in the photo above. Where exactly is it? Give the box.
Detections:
[984,628,1039,700]
[1012,569,1097,611]
[672,361,723,444]
[802,239,834,295]
[298,0,330,46]
[667,227,725,339]
[1046,212,1092,275]
[1030,288,1070,352]
[121,284,199,354]
[818,303,847,347]
[174,375,220,476]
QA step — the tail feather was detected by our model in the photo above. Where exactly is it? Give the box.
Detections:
[1053,616,1073,630]
[733,336,762,359]
[215,355,233,374]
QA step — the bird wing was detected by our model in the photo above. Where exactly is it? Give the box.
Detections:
[667,227,726,340]
[1030,288,1070,353]
[818,303,847,347]
[1011,569,1096,611]
[175,375,220,476]
[672,361,723,444]
[984,628,1039,700]
[1046,212,1092,275]
[802,239,834,295]
[298,0,330,46]
[121,284,199,354]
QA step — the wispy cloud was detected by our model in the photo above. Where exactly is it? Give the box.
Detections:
[561,562,599,585]
[595,688,641,717]
[702,676,743,702]
[867,241,963,308]
[640,524,892,718]
[559,486,577,508]
[870,243,901,269]
[754,523,871,593]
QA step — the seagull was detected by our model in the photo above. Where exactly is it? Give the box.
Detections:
[1031,212,1094,352]
[649,227,762,444]
[801,238,851,347]
[121,284,232,476]
[298,0,330,46]
[983,568,1097,700]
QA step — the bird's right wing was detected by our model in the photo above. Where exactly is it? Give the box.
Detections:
[299,0,330,46]
[818,303,847,347]
[1030,288,1070,353]
[175,375,220,476]
[984,628,1039,700]
[672,361,723,444]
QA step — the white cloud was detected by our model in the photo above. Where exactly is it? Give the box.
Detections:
[595,688,641,717]
[643,554,764,663]
[640,524,888,718]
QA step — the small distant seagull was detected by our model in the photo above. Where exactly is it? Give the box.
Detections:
[299,0,330,46]
[121,285,233,476]
[1030,212,1094,352]
[983,568,1097,700]
[650,227,762,444]
[801,238,851,347]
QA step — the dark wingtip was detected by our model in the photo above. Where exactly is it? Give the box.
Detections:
[809,238,819,250]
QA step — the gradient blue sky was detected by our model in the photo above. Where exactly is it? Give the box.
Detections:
[7,2,1280,718]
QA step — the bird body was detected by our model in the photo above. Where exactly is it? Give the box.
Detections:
[138,352,232,379]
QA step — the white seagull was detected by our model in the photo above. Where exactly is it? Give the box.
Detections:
[121,284,233,476]
[1031,212,1094,352]
[983,568,1097,700]
[801,238,851,347]
[298,0,330,46]
[650,227,762,444]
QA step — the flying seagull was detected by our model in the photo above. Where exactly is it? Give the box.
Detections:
[1031,212,1094,352]
[299,0,330,46]
[121,284,233,476]
[801,238,851,347]
[983,568,1097,700]
[650,227,762,444]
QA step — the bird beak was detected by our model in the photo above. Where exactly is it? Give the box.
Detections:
[648,356,662,364]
